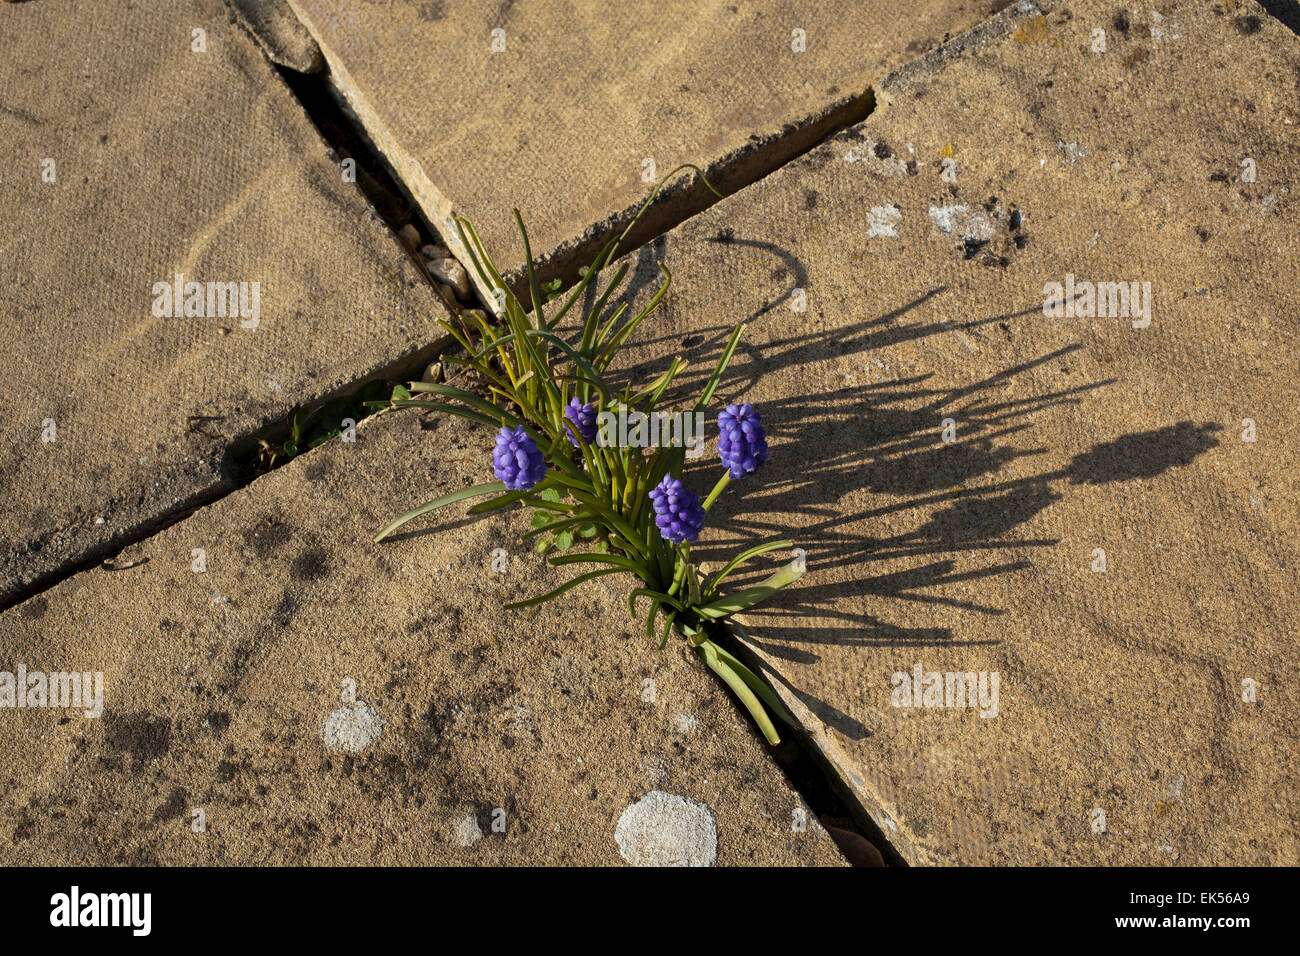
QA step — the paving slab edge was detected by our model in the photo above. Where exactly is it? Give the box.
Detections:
[223,0,323,72]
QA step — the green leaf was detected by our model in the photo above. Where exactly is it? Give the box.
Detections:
[695,559,805,620]
[389,400,503,430]
[628,356,688,409]
[693,324,745,413]
[658,609,676,649]
[704,539,795,598]
[594,264,671,371]
[519,513,596,544]
[709,639,796,731]
[374,480,507,542]
[627,587,685,621]
[405,382,524,428]
[514,208,547,327]
[578,262,630,354]
[522,329,609,405]
[454,216,514,315]
[503,567,623,609]
[466,489,531,515]
[519,490,576,514]
[569,489,646,560]
[305,427,341,450]
[549,551,643,574]
[697,639,782,745]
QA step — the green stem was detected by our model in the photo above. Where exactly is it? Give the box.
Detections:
[702,471,731,512]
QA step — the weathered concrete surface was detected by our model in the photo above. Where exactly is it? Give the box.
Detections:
[284,0,1008,301]
[0,0,448,606]
[605,0,1300,864]
[0,410,844,866]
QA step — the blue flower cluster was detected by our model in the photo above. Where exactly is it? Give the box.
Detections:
[717,403,769,479]
[492,425,547,490]
[563,397,598,447]
[648,476,706,545]
[489,403,769,544]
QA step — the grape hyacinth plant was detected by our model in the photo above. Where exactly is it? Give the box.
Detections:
[374,167,802,744]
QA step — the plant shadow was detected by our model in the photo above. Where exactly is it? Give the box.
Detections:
[608,239,1223,739]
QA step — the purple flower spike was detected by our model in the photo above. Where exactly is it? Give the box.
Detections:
[648,476,706,545]
[717,402,769,479]
[492,425,547,490]
[563,397,598,447]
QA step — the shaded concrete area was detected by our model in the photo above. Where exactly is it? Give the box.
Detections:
[0,0,451,606]
[0,411,843,866]
[284,0,1007,301]
[598,0,1300,863]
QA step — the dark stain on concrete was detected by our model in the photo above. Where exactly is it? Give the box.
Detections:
[103,711,172,769]
[240,517,293,560]
[17,597,46,619]
[290,547,330,581]
[152,786,187,823]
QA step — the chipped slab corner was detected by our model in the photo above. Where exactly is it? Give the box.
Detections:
[224,0,324,73]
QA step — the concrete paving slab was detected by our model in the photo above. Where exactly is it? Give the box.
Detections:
[0,410,845,866]
[599,0,1300,864]
[283,0,1007,301]
[0,0,449,606]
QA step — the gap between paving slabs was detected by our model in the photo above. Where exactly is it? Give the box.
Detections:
[396,91,877,309]
[483,87,877,307]
[0,81,452,614]
[1,1,491,613]
[239,0,1055,863]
